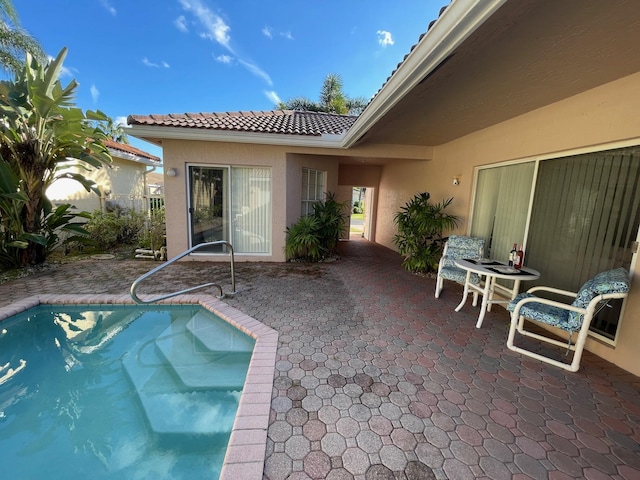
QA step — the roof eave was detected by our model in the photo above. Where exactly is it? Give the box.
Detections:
[107,147,161,166]
[128,125,347,149]
[342,0,507,148]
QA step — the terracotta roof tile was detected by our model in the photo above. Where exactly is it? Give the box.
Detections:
[127,110,358,137]
[104,138,161,162]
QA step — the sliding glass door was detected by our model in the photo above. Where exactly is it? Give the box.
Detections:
[471,146,640,342]
[188,165,272,255]
[470,162,535,259]
[189,166,229,253]
[526,148,640,339]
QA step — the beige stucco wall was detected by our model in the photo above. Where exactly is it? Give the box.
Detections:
[373,72,640,375]
[162,141,342,262]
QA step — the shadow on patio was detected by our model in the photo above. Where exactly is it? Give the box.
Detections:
[0,237,638,479]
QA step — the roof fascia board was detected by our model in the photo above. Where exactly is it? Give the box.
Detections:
[342,0,507,148]
[128,125,346,149]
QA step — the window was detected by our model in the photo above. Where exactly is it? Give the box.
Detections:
[188,165,271,255]
[471,146,640,342]
[301,167,325,216]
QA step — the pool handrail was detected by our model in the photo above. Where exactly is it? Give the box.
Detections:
[130,241,236,304]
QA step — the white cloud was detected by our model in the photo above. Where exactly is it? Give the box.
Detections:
[100,0,116,15]
[262,25,293,40]
[179,0,232,51]
[215,54,233,64]
[114,116,129,128]
[174,15,188,32]
[90,84,99,103]
[142,57,158,67]
[265,90,281,105]
[179,0,276,88]
[377,30,394,47]
[238,59,272,86]
[143,58,169,68]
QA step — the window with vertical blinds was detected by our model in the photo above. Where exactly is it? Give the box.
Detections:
[471,146,640,342]
[302,167,325,216]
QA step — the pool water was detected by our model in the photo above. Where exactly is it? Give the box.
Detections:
[0,304,255,479]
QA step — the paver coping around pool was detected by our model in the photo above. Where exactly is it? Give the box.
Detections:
[0,294,278,480]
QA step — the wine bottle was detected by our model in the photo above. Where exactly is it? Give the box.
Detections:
[514,245,524,269]
[509,243,517,266]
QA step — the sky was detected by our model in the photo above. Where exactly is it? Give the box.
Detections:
[14,0,446,161]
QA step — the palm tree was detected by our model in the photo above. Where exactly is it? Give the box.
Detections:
[0,48,112,266]
[100,116,130,144]
[0,0,45,74]
[278,73,368,115]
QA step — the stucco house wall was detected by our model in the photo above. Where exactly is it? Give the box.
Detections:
[162,140,343,262]
[372,72,640,375]
[46,139,160,214]
[47,155,151,213]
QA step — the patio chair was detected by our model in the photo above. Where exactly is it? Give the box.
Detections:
[435,235,485,303]
[506,267,631,372]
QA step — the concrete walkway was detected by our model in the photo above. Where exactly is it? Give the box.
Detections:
[1,238,639,479]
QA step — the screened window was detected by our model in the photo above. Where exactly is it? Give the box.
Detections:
[471,146,640,342]
[302,167,325,216]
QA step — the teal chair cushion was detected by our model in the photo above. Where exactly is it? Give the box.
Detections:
[439,235,485,287]
[439,266,481,285]
[507,267,630,332]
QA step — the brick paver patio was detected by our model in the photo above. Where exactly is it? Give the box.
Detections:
[1,237,639,479]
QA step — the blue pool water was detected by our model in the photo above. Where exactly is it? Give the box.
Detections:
[0,304,255,479]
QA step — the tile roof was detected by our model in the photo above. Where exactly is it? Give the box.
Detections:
[127,110,358,137]
[104,138,161,162]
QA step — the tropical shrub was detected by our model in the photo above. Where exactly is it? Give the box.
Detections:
[285,192,348,261]
[0,48,111,267]
[85,209,147,251]
[393,192,460,273]
[138,207,166,251]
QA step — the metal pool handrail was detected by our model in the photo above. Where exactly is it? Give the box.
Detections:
[130,241,236,304]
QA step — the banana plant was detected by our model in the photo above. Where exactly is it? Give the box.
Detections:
[0,47,112,266]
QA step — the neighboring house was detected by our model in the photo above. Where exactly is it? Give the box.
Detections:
[127,0,640,375]
[47,139,162,213]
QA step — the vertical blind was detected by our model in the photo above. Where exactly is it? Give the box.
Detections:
[231,167,272,254]
[471,146,640,340]
[470,162,535,261]
[527,148,640,290]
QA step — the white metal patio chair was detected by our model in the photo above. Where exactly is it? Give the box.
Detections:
[506,267,631,372]
[435,235,485,303]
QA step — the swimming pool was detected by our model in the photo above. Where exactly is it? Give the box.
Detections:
[0,295,277,480]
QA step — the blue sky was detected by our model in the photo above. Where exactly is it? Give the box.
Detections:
[15,0,444,159]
